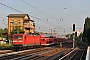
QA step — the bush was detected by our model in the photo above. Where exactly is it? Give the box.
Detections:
[0,44,12,49]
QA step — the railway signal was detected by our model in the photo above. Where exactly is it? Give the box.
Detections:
[72,24,76,48]
[73,24,75,31]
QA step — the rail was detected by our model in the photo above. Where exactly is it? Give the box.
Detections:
[86,46,90,60]
[59,48,77,60]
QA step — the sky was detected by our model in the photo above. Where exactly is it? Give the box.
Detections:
[0,0,90,34]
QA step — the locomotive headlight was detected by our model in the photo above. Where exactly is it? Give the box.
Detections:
[13,40,17,42]
[13,40,22,42]
[18,41,23,42]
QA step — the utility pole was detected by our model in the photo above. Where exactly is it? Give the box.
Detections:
[47,19,50,34]
[51,29,52,35]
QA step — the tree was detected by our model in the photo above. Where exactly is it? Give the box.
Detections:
[83,17,90,44]
[0,28,8,37]
[0,28,4,33]
[10,26,24,35]
[4,28,8,33]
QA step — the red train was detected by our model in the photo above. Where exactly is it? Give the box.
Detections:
[12,34,67,50]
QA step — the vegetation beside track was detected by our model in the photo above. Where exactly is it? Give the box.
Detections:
[0,44,12,50]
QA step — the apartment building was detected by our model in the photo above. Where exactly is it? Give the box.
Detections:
[7,14,35,34]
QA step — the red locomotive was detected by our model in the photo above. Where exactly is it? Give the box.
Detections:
[12,34,67,50]
[12,34,41,50]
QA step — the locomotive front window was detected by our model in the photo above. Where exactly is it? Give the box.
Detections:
[14,35,23,39]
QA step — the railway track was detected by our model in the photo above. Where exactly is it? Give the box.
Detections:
[0,46,73,60]
[0,50,13,54]
[60,48,86,60]
[0,41,87,60]
[59,41,87,60]
[0,42,74,60]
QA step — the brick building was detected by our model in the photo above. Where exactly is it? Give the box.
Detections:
[7,14,35,34]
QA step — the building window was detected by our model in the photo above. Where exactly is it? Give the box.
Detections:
[18,20,20,24]
[24,21,28,25]
[11,20,14,24]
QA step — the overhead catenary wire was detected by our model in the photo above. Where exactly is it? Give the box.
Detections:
[21,0,90,21]
[1,1,88,32]
[21,0,65,33]
[21,0,58,21]
[0,2,58,28]
[0,3,24,13]
[0,2,71,32]
[64,10,90,18]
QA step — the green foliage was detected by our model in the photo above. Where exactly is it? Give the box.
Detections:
[0,44,12,49]
[10,25,24,35]
[0,28,4,33]
[0,44,12,47]
[0,28,8,37]
[0,28,8,33]
[3,28,8,33]
[83,17,90,44]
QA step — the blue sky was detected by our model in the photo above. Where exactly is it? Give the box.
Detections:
[0,0,90,34]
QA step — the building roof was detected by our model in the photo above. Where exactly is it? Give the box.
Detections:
[7,14,35,22]
[30,20,34,22]
[7,14,29,18]
[24,19,34,22]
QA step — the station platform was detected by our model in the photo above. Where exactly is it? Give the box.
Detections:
[86,46,90,60]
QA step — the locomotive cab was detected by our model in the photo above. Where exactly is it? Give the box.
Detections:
[12,34,25,45]
[12,34,25,50]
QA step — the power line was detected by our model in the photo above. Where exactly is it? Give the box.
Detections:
[21,0,58,21]
[0,3,24,13]
[45,9,90,19]
[64,10,90,18]
[0,2,58,28]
